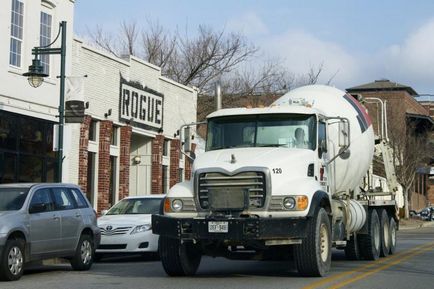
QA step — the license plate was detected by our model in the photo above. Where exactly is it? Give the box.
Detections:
[208,221,228,233]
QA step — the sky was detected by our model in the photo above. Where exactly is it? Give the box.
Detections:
[74,0,434,96]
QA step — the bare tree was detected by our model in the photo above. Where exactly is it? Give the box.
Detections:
[388,117,432,219]
[87,21,257,92]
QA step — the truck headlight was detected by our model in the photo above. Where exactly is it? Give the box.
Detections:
[171,199,183,212]
[283,197,296,209]
[130,224,152,234]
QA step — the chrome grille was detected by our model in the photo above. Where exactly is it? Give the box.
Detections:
[100,226,132,236]
[198,171,266,210]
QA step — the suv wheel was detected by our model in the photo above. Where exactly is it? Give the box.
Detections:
[0,239,25,281]
[70,234,94,271]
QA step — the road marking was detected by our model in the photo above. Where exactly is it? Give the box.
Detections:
[301,241,434,289]
[327,244,434,289]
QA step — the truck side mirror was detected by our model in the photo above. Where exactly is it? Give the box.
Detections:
[183,126,191,153]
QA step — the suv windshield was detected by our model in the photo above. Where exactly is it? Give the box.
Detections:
[106,198,161,215]
[206,114,317,151]
[0,188,29,211]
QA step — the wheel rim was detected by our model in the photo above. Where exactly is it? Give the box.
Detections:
[81,240,92,265]
[373,218,381,251]
[383,219,390,249]
[319,223,329,262]
[8,246,23,276]
[390,221,396,247]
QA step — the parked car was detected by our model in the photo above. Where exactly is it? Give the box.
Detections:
[419,207,434,221]
[96,195,164,259]
[0,183,100,281]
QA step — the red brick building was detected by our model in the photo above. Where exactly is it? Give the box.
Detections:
[347,79,433,210]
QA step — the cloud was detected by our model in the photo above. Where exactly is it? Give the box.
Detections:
[378,18,434,90]
[261,29,361,87]
[226,12,268,36]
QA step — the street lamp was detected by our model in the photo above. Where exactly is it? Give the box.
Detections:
[23,21,67,182]
[22,56,48,88]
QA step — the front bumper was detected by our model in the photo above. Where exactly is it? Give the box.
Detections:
[152,215,308,241]
[96,230,159,253]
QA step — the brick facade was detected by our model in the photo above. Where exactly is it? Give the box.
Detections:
[78,115,92,192]
[151,134,165,194]
[119,126,132,201]
[169,139,180,188]
[97,120,113,211]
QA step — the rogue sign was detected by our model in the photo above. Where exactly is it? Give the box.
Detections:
[120,82,163,131]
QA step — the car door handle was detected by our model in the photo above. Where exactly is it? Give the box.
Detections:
[75,214,81,218]
[53,216,60,221]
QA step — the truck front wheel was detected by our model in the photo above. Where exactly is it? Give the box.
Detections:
[159,236,202,276]
[294,207,331,277]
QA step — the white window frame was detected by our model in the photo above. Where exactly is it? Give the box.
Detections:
[39,7,53,75]
[9,0,25,69]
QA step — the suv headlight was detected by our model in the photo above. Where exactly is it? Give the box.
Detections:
[130,224,152,234]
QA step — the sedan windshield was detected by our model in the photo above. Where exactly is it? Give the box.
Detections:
[106,198,162,215]
[0,188,29,211]
[206,114,316,151]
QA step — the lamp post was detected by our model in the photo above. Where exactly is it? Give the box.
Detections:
[23,21,67,182]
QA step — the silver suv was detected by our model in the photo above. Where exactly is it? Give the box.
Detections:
[0,183,101,281]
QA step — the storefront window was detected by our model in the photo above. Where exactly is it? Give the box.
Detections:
[162,165,168,194]
[0,153,16,183]
[0,115,17,151]
[89,120,97,141]
[19,155,43,183]
[111,126,118,146]
[0,110,57,184]
[109,156,117,206]
[86,152,96,205]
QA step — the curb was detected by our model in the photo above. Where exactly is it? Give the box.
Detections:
[399,221,434,231]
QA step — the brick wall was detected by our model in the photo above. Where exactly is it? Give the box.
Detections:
[78,115,92,192]
[97,120,113,211]
[185,143,196,181]
[119,126,132,200]
[428,180,434,205]
[151,134,164,194]
[169,139,180,188]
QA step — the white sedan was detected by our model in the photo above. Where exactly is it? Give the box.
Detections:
[96,195,164,258]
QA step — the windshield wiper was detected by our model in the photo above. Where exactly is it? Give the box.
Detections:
[256,144,288,147]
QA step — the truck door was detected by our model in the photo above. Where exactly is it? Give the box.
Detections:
[318,121,332,193]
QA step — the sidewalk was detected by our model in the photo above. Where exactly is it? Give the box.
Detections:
[399,218,434,230]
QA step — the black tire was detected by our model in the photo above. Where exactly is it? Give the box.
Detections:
[379,209,390,257]
[294,208,331,277]
[359,209,381,260]
[0,239,25,281]
[159,236,201,276]
[389,217,397,255]
[344,234,361,260]
[70,234,94,271]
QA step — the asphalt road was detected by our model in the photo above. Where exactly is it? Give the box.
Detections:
[2,226,434,289]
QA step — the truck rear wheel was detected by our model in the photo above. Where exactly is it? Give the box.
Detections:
[294,208,331,277]
[379,209,390,257]
[344,234,361,260]
[159,236,201,276]
[389,217,397,255]
[359,209,381,260]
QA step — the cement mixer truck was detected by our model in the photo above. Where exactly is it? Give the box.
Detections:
[152,85,399,277]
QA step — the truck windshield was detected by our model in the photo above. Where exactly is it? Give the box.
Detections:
[0,188,29,211]
[206,114,316,151]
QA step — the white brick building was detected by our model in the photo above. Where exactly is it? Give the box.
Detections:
[71,39,197,211]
